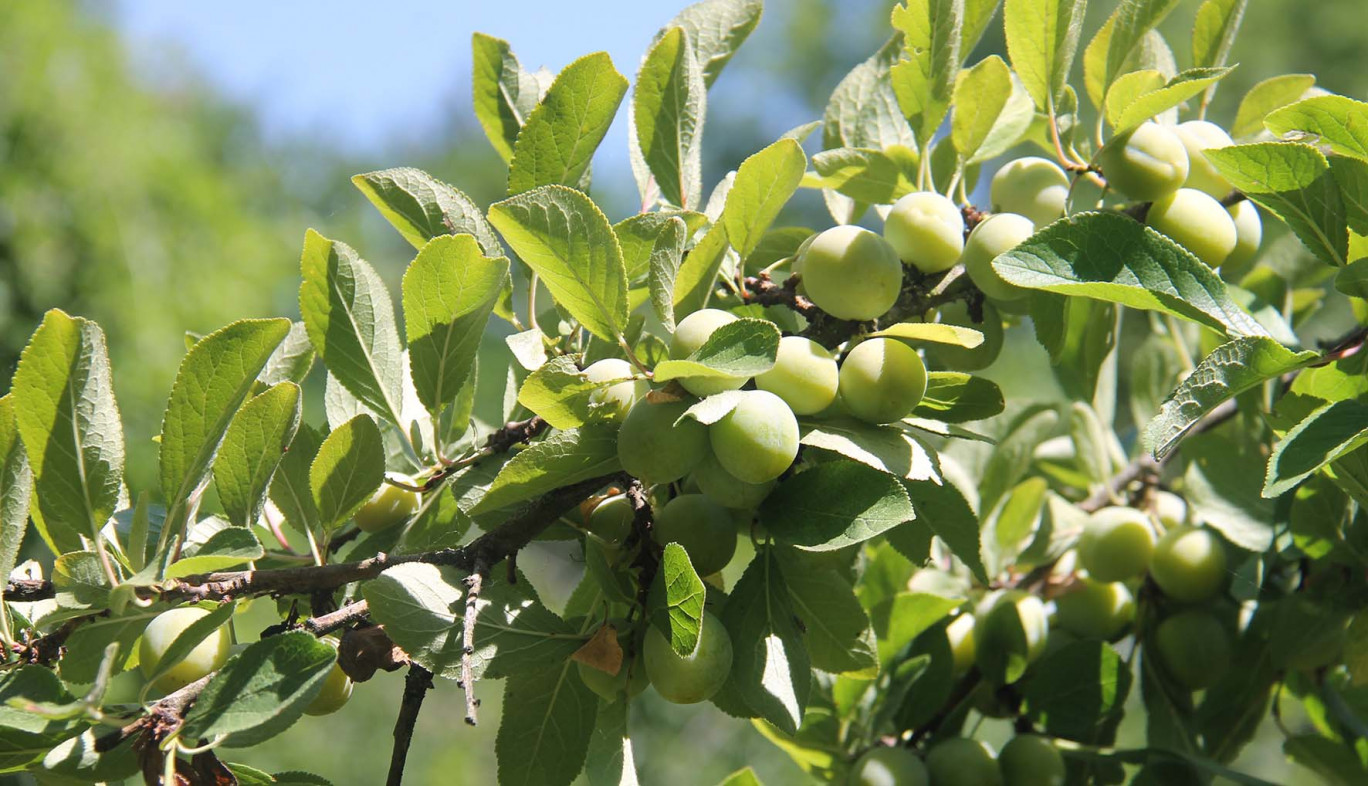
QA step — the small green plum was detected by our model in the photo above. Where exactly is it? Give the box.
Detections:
[848,747,930,786]
[304,660,353,716]
[998,735,1065,786]
[577,648,649,703]
[670,309,748,396]
[139,607,232,694]
[1153,610,1231,690]
[1149,525,1227,603]
[989,156,1070,229]
[617,399,710,485]
[925,738,1002,786]
[709,390,800,484]
[1079,507,1155,582]
[585,494,634,544]
[583,358,647,419]
[651,493,738,576]
[945,614,976,677]
[690,452,775,510]
[1220,201,1263,281]
[962,213,1034,302]
[838,338,928,424]
[883,191,966,274]
[1174,120,1235,198]
[1146,188,1238,267]
[354,481,421,533]
[925,301,1004,372]
[800,225,905,321]
[1097,122,1189,201]
[1153,490,1188,528]
[644,613,733,704]
[1054,578,1136,640]
[974,590,1050,685]
[755,335,839,415]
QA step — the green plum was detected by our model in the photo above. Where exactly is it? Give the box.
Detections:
[1079,507,1155,582]
[617,398,710,485]
[849,747,930,786]
[883,191,966,274]
[1153,491,1188,528]
[989,156,1070,229]
[925,301,1004,372]
[690,452,775,510]
[1173,120,1235,198]
[670,309,748,396]
[1054,578,1136,640]
[838,337,928,424]
[1147,188,1238,267]
[1149,525,1227,603]
[998,735,1065,786]
[962,213,1034,302]
[974,590,1049,685]
[651,493,738,576]
[585,494,634,544]
[354,481,421,533]
[644,613,733,704]
[1097,122,1189,201]
[755,335,839,415]
[1220,201,1263,281]
[304,659,353,716]
[944,613,976,677]
[1153,610,1230,690]
[800,225,904,321]
[709,390,800,484]
[583,358,647,419]
[139,607,232,694]
[925,738,1002,786]
[577,648,649,703]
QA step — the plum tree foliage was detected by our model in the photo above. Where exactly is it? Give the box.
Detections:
[0,0,1366,784]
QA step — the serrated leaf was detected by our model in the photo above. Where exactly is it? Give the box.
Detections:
[871,322,984,347]
[1183,434,1275,551]
[1082,0,1183,110]
[779,556,878,675]
[649,543,706,657]
[1230,74,1316,139]
[165,527,265,577]
[53,552,108,609]
[1021,639,1132,742]
[648,217,688,331]
[761,462,915,551]
[516,356,598,430]
[1107,67,1233,132]
[824,36,918,152]
[914,372,1005,423]
[489,185,630,343]
[0,667,80,771]
[614,211,707,282]
[309,415,385,532]
[798,419,939,481]
[214,383,302,529]
[721,548,809,735]
[1331,157,1368,236]
[952,55,1035,165]
[723,138,807,264]
[139,601,238,691]
[1004,0,1089,111]
[870,591,962,663]
[472,33,541,163]
[664,0,763,87]
[256,321,315,390]
[890,0,964,147]
[362,563,464,677]
[634,27,707,209]
[993,211,1271,338]
[352,168,503,255]
[1264,400,1368,497]
[903,476,987,582]
[269,424,322,536]
[471,425,620,515]
[653,318,780,382]
[978,406,1060,514]
[1266,95,1368,162]
[0,397,32,615]
[810,147,918,204]
[497,661,598,786]
[508,52,628,194]
[471,574,584,679]
[671,221,730,316]
[59,612,157,684]
[1192,0,1247,77]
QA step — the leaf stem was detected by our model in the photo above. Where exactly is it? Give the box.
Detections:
[617,336,654,379]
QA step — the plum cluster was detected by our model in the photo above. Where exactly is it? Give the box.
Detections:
[849,733,1066,786]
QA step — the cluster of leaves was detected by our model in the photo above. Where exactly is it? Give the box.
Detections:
[0,0,1367,784]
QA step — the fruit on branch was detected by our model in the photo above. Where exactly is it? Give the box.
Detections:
[848,746,930,786]
[644,612,733,704]
[1097,122,1189,202]
[1152,609,1231,690]
[578,648,649,703]
[1173,120,1235,199]
[1146,188,1238,267]
[944,613,977,677]
[1220,201,1263,281]
[138,607,232,694]
[926,301,1004,372]
[354,480,422,533]
[690,452,775,510]
[1149,525,1227,603]
[961,213,1034,302]
[1153,491,1188,528]
[618,398,710,485]
[584,494,634,544]
[883,191,966,274]
[651,493,738,576]
[670,309,749,396]
[989,156,1070,229]
[709,390,800,484]
[798,225,904,321]
[584,358,647,419]
[755,335,840,415]
[838,337,928,424]
[1053,578,1136,640]
[305,650,354,716]
[925,738,1002,786]
[1079,507,1155,582]
[974,590,1049,685]
[998,734,1065,786]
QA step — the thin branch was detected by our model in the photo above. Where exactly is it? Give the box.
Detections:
[460,567,486,726]
[387,665,434,786]
[302,599,370,637]
[5,579,54,602]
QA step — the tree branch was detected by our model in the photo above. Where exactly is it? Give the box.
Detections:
[386,665,434,786]
[5,579,54,602]
[459,566,486,726]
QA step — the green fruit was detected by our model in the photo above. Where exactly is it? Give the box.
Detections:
[883,191,966,274]
[1153,491,1188,528]
[974,590,1049,685]
[690,452,775,510]
[989,156,1070,229]
[618,398,710,485]
[925,738,1002,786]
[709,390,800,484]
[925,301,1004,372]
[944,614,976,677]
[1153,610,1230,690]
[800,225,904,321]
[998,735,1065,786]
[304,660,353,716]
[1097,122,1189,201]
[1220,201,1263,281]
[1054,578,1136,640]
[670,309,748,396]
[755,335,839,415]
[839,338,928,424]
[644,613,733,704]
[651,493,738,576]
[583,358,647,419]
[1079,507,1155,582]
[849,747,930,786]
[354,482,421,533]
[962,213,1034,302]
[1150,525,1226,603]
[585,494,634,544]
[138,607,232,694]
[1146,188,1238,267]
[1174,120,1235,198]
[577,649,649,703]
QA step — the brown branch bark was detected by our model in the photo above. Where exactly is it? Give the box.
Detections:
[460,567,486,726]
[302,599,370,637]
[386,665,434,786]
[5,579,54,602]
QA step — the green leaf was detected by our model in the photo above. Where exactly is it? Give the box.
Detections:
[798,418,940,481]
[1145,337,1317,460]
[761,462,916,551]
[403,234,509,418]
[1021,639,1132,742]
[352,168,503,255]
[903,477,988,582]
[664,0,763,87]
[165,527,265,577]
[471,574,584,679]
[139,601,238,691]
[12,310,123,551]
[362,563,465,677]
[1265,400,1368,497]
[497,661,599,786]
[722,138,807,265]
[718,768,764,786]
[516,356,599,430]
[653,318,780,382]
[779,555,878,675]
[614,211,707,282]
[914,372,1006,423]
[649,543,706,657]
[1192,0,1247,74]
[257,321,316,390]
[870,591,962,663]
[182,632,336,748]
[810,147,918,204]
[269,424,323,536]
[59,612,156,684]
[634,27,707,209]
[890,0,964,146]
[648,217,688,331]
[0,667,81,771]
[1082,0,1183,110]
[53,552,109,609]
[299,230,407,427]
[721,548,810,735]
[471,425,620,515]
[1332,157,1368,237]
[1230,74,1316,140]
[586,699,639,786]
[0,397,32,615]
[978,406,1060,514]
[1184,434,1276,551]
[1107,67,1234,132]
[507,52,628,194]
[1004,0,1089,111]
[309,415,385,533]
[1266,95,1368,162]
[471,33,541,163]
[1206,142,1348,267]
[993,211,1271,338]
[488,185,630,343]
[214,383,302,529]
[1336,259,1368,300]
[952,55,1035,165]
[824,36,918,151]
[871,322,985,348]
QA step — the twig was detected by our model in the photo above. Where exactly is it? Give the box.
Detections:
[460,567,486,726]
[386,665,434,786]
[620,477,661,616]
[5,579,54,602]
[302,599,370,637]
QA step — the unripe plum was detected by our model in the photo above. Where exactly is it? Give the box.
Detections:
[354,481,421,533]
[585,494,634,544]
[1220,201,1263,280]
[962,213,1034,302]
[974,590,1049,685]
[670,309,748,396]
[1153,610,1230,690]
[617,399,710,485]
[838,338,928,424]
[998,735,1065,786]
[883,191,966,274]
[848,747,929,786]
[577,648,649,703]
[989,156,1070,229]
[643,612,733,704]
[304,659,354,716]
[944,614,976,677]
[755,335,839,415]
[1153,491,1188,528]
[1053,578,1135,640]
[139,607,232,694]
[1146,188,1238,268]
[651,493,738,576]
[1149,525,1226,603]
[690,453,775,510]
[800,225,905,321]
[709,390,800,484]
[1079,507,1155,582]
[1097,122,1189,201]
[925,738,1002,786]
[583,358,647,419]
[925,301,1004,372]
[1174,120,1235,198]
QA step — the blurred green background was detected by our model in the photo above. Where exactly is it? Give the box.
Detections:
[0,0,1363,782]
